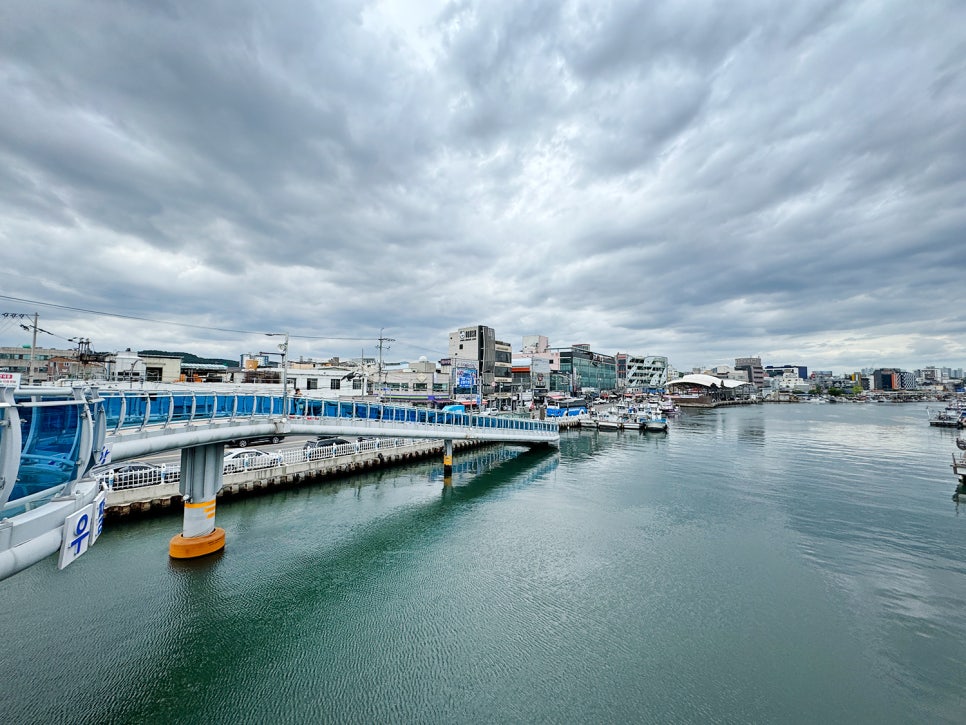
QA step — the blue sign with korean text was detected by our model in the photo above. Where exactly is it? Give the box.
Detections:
[457,368,477,388]
[58,503,96,569]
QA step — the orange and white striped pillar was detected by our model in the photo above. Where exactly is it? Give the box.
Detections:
[169,443,227,558]
[443,439,453,485]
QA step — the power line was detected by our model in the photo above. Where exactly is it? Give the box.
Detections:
[0,294,375,342]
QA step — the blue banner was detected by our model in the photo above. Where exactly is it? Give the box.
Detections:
[457,368,477,388]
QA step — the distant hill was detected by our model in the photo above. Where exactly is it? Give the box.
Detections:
[138,350,236,368]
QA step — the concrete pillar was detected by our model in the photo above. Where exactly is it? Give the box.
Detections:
[169,443,226,558]
[443,438,453,485]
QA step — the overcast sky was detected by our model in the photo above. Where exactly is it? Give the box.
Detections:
[1,0,964,373]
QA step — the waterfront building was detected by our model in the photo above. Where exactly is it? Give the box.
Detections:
[762,371,811,395]
[872,368,917,391]
[554,344,617,395]
[616,353,628,388]
[624,355,670,393]
[667,373,756,404]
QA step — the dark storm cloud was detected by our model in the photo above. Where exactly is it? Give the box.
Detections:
[0,0,964,371]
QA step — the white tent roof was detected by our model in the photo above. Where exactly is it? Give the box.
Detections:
[668,373,751,389]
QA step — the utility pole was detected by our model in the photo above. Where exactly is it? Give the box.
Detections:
[265,332,289,415]
[376,328,395,395]
[2,312,40,384]
[28,312,38,384]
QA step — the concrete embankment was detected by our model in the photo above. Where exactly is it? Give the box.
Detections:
[106,439,487,522]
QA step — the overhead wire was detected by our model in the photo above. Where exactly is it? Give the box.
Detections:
[0,293,377,342]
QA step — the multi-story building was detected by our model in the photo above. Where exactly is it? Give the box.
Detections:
[624,355,670,392]
[521,335,549,355]
[447,324,497,403]
[493,339,513,409]
[555,344,617,395]
[373,357,450,405]
[735,357,765,389]
[762,371,811,395]
[616,353,628,389]
[764,364,808,380]
[510,355,553,407]
[0,344,75,383]
[871,368,917,391]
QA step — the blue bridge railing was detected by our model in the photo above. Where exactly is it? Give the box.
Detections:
[3,387,557,517]
[99,391,557,436]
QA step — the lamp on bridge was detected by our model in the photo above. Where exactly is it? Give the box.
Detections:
[264,332,290,415]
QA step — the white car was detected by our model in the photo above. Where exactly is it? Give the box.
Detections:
[223,448,282,473]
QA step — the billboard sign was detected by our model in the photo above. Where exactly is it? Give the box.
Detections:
[456,367,478,389]
[531,358,551,390]
[0,371,22,387]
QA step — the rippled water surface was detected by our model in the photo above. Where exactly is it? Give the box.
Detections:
[3,403,965,723]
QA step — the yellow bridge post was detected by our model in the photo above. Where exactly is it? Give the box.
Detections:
[443,439,453,484]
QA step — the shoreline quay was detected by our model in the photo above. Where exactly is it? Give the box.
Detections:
[106,438,492,522]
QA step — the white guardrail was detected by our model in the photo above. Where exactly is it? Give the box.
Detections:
[97,438,419,491]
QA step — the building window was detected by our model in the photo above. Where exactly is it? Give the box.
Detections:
[413,382,428,391]
[330,379,341,390]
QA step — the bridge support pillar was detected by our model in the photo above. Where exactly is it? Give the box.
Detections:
[169,443,226,559]
[443,439,453,485]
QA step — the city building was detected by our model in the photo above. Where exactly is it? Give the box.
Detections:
[624,355,670,393]
[734,357,765,389]
[447,324,497,405]
[764,364,808,380]
[493,339,513,409]
[871,368,916,391]
[370,357,449,405]
[616,353,628,389]
[0,344,80,383]
[521,335,550,355]
[554,344,617,395]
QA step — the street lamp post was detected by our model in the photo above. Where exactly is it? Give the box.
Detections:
[265,332,289,415]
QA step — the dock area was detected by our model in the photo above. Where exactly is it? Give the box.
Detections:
[106,438,487,520]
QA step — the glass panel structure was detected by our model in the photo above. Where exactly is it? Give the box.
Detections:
[8,400,84,515]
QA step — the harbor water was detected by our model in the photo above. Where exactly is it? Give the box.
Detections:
[2,402,964,723]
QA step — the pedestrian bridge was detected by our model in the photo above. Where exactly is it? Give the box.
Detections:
[0,384,558,581]
[103,388,558,460]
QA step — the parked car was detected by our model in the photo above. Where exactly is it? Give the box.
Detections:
[229,434,286,447]
[223,448,283,473]
[302,437,352,460]
[96,462,165,487]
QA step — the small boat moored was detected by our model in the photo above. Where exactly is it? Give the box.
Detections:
[637,406,669,432]
[952,438,966,501]
[928,406,966,428]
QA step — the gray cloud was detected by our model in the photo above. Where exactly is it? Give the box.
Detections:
[1,0,964,372]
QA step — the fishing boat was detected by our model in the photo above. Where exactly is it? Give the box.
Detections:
[952,438,966,501]
[658,397,680,416]
[595,405,640,431]
[928,407,966,428]
[637,405,669,432]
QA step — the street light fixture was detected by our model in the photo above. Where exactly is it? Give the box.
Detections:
[265,332,289,415]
